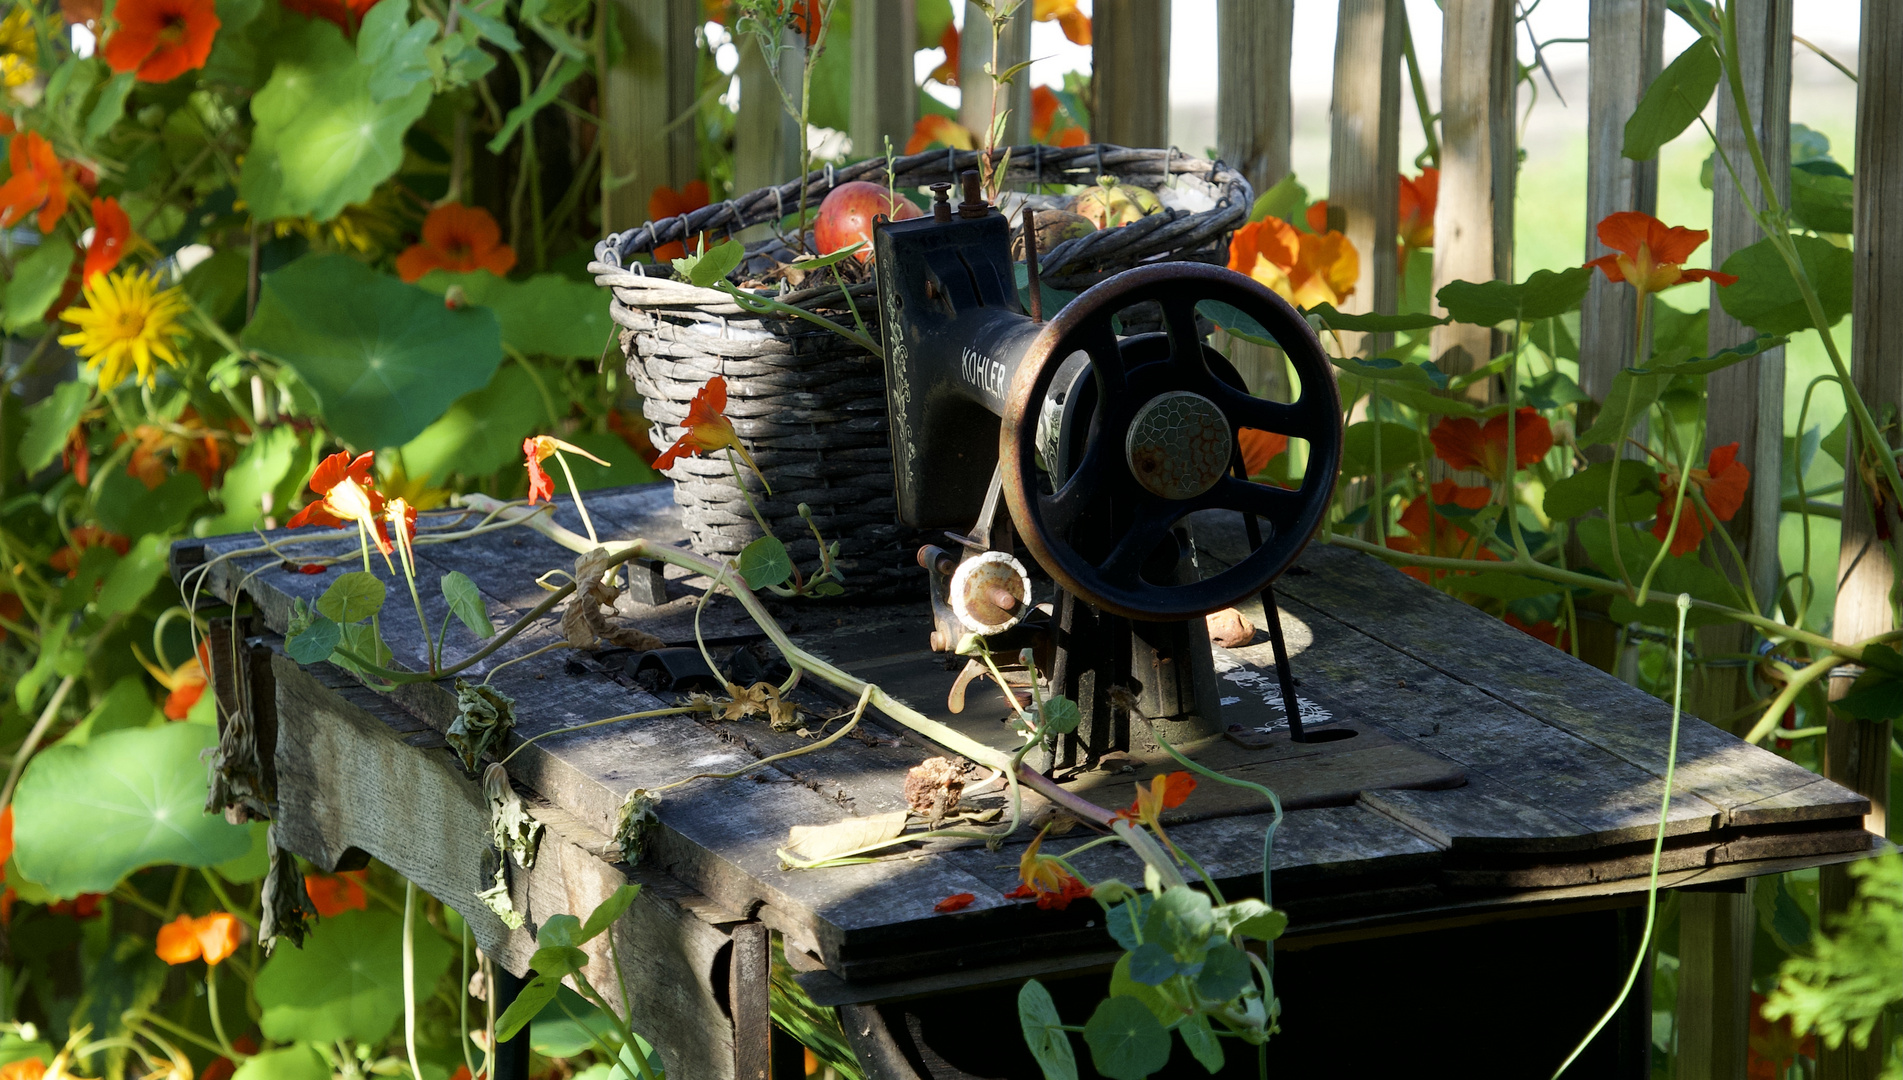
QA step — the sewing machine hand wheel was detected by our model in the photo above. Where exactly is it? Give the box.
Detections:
[1000,262,1342,622]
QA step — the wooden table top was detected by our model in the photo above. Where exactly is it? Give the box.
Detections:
[173,483,1877,1000]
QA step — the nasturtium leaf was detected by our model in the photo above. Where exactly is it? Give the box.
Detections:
[318,571,386,624]
[1340,421,1425,479]
[357,0,436,103]
[1436,267,1590,328]
[1789,160,1854,235]
[334,621,393,677]
[85,71,136,143]
[1038,695,1081,736]
[1831,670,1903,722]
[239,17,431,221]
[1017,980,1079,1080]
[255,908,454,1044]
[74,931,170,1042]
[1177,1014,1225,1073]
[529,986,617,1057]
[70,676,163,744]
[578,883,642,943]
[230,1045,330,1080]
[1328,354,1439,385]
[442,571,494,639]
[738,536,794,590]
[92,470,206,540]
[1125,942,1182,986]
[1226,901,1288,943]
[673,239,747,288]
[1646,332,1787,376]
[528,944,588,978]
[1250,172,1308,225]
[1198,300,1275,348]
[201,424,299,536]
[1107,953,1177,1028]
[1574,519,1740,627]
[1716,236,1853,335]
[96,534,173,616]
[458,0,520,49]
[1195,943,1254,1001]
[285,616,342,664]
[1104,896,1152,952]
[1524,316,1579,364]
[214,821,273,882]
[1523,370,1591,410]
[1624,38,1721,160]
[415,271,612,359]
[496,974,561,1042]
[1143,885,1215,955]
[1083,996,1172,1080]
[399,362,545,486]
[244,254,503,449]
[2,239,76,333]
[11,723,252,896]
[19,380,91,475]
[1575,368,1666,448]
[1306,302,1445,333]
[1543,461,1662,523]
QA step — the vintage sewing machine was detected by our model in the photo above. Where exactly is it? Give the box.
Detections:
[871,172,1347,770]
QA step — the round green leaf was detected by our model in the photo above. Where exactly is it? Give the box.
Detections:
[415,271,612,360]
[12,723,252,897]
[286,617,342,664]
[319,572,387,624]
[1194,943,1254,1001]
[738,536,793,589]
[1083,995,1171,1080]
[255,908,454,1045]
[1017,980,1078,1080]
[243,254,503,450]
[1717,235,1854,336]
[231,1045,330,1080]
[398,362,545,485]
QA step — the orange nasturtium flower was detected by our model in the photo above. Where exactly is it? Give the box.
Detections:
[49,524,130,576]
[523,435,610,505]
[1003,828,1091,911]
[1033,0,1091,45]
[1029,85,1088,147]
[157,912,244,965]
[102,0,220,82]
[0,804,13,866]
[1238,428,1288,478]
[904,113,978,156]
[139,638,211,719]
[1654,441,1750,557]
[287,450,393,555]
[280,0,376,30]
[0,1059,46,1080]
[933,892,975,913]
[1115,771,1196,828]
[1397,167,1438,267]
[1383,480,1497,584]
[1583,211,1739,301]
[652,376,769,489]
[1429,408,1554,482]
[0,131,70,233]
[648,181,713,262]
[1227,216,1359,310]
[84,196,133,282]
[303,870,369,917]
[395,203,516,283]
[927,23,958,86]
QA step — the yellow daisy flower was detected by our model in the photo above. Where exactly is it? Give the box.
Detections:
[58,271,194,389]
[0,7,38,89]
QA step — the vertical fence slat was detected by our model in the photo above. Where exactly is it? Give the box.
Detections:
[1327,0,1402,357]
[961,1,1032,147]
[734,30,803,198]
[1578,0,1665,402]
[1092,0,1172,148]
[1216,0,1293,399]
[852,0,917,159]
[1822,13,1899,1077]
[602,0,700,231]
[1428,0,1515,385]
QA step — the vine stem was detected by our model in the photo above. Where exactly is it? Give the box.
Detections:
[459,495,1187,887]
[404,882,424,1080]
[1,673,78,808]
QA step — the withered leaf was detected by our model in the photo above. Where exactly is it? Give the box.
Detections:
[785,809,908,862]
[448,681,516,774]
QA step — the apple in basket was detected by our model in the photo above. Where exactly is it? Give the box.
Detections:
[814,181,924,262]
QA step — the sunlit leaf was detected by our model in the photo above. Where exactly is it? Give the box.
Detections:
[255,908,454,1044]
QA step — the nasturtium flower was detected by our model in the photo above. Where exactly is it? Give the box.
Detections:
[933,892,975,913]
[102,0,220,82]
[1115,771,1196,829]
[1029,85,1088,147]
[48,525,130,576]
[84,196,134,283]
[1227,216,1359,310]
[62,422,91,486]
[904,113,978,156]
[1384,480,1497,584]
[1654,441,1750,557]
[0,131,70,233]
[58,270,193,389]
[287,450,393,555]
[1584,212,1738,299]
[1398,167,1438,267]
[1503,613,1566,650]
[927,23,958,86]
[648,181,713,262]
[1004,829,1091,911]
[0,1059,45,1080]
[1238,428,1288,478]
[1429,408,1553,482]
[159,912,244,965]
[140,638,210,720]
[303,870,368,917]
[280,0,376,30]
[395,203,516,283]
[653,376,767,483]
[0,804,13,866]
[523,435,610,505]
[1033,0,1091,45]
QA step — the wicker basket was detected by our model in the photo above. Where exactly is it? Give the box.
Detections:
[591,144,1253,593]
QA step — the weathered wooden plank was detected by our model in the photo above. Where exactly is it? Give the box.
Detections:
[1428,0,1515,385]
[1092,0,1171,148]
[1326,0,1401,358]
[1216,0,1293,197]
[1359,777,1599,854]
[602,0,699,231]
[958,0,1029,148]
[734,26,802,198]
[851,0,916,159]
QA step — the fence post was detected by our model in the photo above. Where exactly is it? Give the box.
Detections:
[1092,0,1171,148]
[601,0,699,231]
[1821,8,1897,1077]
[1326,0,1401,358]
[1427,0,1515,390]
[734,28,803,201]
[852,0,917,159]
[960,1,1031,147]
[1216,0,1293,399]
[1578,0,1665,403]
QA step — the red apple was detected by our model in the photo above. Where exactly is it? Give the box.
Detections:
[814,181,923,262]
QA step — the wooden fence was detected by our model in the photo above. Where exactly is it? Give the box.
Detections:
[595,3,1896,1076]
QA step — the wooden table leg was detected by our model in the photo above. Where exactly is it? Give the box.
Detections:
[730,922,772,1080]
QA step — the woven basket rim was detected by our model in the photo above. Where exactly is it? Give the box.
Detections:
[591,143,1252,292]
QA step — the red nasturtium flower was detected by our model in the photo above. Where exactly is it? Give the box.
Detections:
[1584,211,1738,300]
[49,524,130,576]
[1397,167,1438,268]
[1115,771,1196,828]
[280,0,376,30]
[142,638,211,719]
[653,376,767,484]
[157,912,244,965]
[1654,442,1750,557]
[523,435,610,505]
[648,181,713,262]
[84,196,132,282]
[1004,829,1091,911]
[48,893,105,918]
[1238,428,1288,478]
[197,1035,260,1080]
[1429,408,1553,482]
[905,113,978,155]
[62,422,91,486]
[395,203,516,283]
[304,870,369,917]
[933,892,975,913]
[0,593,24,644]
[1228,216,1359,309]
[1384,481,1498,585]
[0,131,70,233]
[287,450,393,555]
[1503,612,1568,650]
[0,804,13,865]
[1747,991,1815,1078]
[1029,85,1089,147]
[102,0,221,82]
[927,23,958,86]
